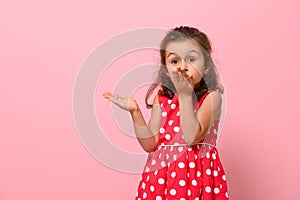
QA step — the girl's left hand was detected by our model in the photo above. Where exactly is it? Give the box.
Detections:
[167,67,195,96]
[103,92,139,113]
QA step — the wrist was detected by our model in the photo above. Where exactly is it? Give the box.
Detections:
[178,93,193,100]
[129,102,140,115]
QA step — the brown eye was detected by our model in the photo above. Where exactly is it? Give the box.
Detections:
[171,59,179,65]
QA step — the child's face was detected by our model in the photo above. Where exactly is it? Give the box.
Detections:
[165,39,206,85]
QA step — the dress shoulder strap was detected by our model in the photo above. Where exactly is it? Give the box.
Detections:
[157,91,168,105]
[195,90,211,109]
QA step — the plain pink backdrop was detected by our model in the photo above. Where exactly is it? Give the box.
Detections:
[1,0,300,199]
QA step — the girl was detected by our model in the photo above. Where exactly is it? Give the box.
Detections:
[103,26,229,200]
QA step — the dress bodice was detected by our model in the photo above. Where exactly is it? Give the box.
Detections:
[157,91,220,147]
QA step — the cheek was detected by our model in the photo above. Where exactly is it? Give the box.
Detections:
[190,68,203,82]
[166,64,177,72]
[193,74,202,83]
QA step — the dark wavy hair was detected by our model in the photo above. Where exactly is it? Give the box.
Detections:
[145,26,224,108]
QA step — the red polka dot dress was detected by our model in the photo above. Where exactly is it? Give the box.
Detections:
[135,90,229,200]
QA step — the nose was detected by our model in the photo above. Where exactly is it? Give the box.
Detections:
[179,59,189,71]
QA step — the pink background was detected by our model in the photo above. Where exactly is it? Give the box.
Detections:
[1,0,300,199]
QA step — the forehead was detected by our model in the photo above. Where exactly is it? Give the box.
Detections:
[165,39,203,57]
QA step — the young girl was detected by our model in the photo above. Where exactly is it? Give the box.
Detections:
[103,26,229,200]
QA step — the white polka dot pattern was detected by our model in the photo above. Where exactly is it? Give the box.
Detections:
[158,178,164,185]
[179,180,186,186]
[135,92,229,200]
[170,189,177,195]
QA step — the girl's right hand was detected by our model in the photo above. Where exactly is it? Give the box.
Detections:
[167,67,194,96]
[102,92,139,113]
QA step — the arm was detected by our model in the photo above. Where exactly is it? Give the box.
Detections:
[179,91,222,146]
[131,95,161,152]
[103,92,161,152]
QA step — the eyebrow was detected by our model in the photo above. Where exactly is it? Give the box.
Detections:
[167,52,176,58]
[167,50,201,58]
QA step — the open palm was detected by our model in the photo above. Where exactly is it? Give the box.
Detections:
[103,92,138,113]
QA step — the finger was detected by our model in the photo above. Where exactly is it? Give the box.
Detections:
[171,73,180,84]
[169,69,179,80]
[112,94,129,105]
[116,94,127,101]
[176,67,183,74]
[178,70,188,82]
[181,71,188,79]
[103,92,113,101]
[111,94,120,103]
[177,68,188,78]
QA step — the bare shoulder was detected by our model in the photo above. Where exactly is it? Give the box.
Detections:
[201,90,222,120]
[201,90,222,104]
[209,90,222,104]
